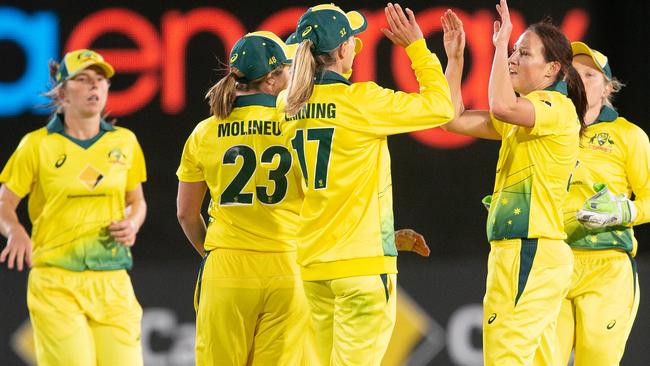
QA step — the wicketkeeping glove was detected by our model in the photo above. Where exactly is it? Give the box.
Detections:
[482,195,492,211]
[576,183,637,229]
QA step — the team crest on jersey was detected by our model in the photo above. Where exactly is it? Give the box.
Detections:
[108,148,127,165]
[586,132,614,153]
[78,165,104,190]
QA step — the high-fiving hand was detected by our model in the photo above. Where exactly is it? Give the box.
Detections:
[492,0,513,48]
[381,3,424,48]
[442,9,465,60]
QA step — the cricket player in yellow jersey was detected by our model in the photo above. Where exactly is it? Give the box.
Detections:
[544,42,648,366]
[0,49,147,366]
[440,2,587,365]
[282,3,453,364]
[175,32,314,365]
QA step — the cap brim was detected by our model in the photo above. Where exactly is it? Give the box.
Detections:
[354,37,363,54]
[286,32,299,45]
[73,60,115,79]
[346,11,367,34]
[571,41,594,59]
[571,41,610,78]
[283,43,298,63]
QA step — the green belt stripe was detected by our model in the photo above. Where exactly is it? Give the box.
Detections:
[196,251,210,306]
[627,253,638,297]
[515,238,538,306]
[380,273,389,303]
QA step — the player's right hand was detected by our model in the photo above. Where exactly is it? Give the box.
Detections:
[492,0,513,48]
[381,3,423,48]
[0,226,33,271]
[395,229,430,257]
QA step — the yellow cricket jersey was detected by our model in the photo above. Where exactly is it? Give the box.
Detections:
[0,114,146,271]
[278,39,454,281]
[563,107,650,255]
[487,81,580,242]
[176,94,304,253]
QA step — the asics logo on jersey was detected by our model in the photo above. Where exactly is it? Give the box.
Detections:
[55,154,67,168]
[488,313,497,324]
[607,320,616,330]
[301,26,313,37]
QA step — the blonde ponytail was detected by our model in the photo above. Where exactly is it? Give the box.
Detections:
[206,72,238,119]
[285,40,316,116]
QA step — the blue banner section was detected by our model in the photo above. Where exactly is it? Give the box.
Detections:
[0,7,57,115]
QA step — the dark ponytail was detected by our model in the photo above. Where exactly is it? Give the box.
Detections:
[528,21,588,134]
[564,65,588,132]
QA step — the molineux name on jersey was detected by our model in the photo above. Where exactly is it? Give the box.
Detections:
[218,120,281,138]
[285,103,336,121]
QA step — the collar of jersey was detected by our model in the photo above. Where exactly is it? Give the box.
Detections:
[46,113,115,134]
[591,105,619,125]
[234,94,277,108]
[543,80,568,95]
[46,113,115,149]
[315,70,351,85]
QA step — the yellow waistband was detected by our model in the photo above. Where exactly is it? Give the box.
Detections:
[301,256,397,281]
[571,248,631,258]
[30,266,127,278]
[489,238,568,247]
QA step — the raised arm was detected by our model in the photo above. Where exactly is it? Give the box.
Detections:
[488,0,536,127]
[440,10,501,140]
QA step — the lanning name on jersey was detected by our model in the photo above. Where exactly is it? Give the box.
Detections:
[285,103,337,121]
[217,120,281,137]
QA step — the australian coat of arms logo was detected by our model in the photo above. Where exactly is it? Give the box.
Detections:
[586,132,615,152]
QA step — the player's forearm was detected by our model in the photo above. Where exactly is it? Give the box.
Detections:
[488,43,517,120]
[632,196,650,225]
[407,39,454,123]
[0,186,26,239]
[125,185,147,233]
[178,214,207,256]
[444,55,465,119]
[125,199,147,233]
[0,201,25,239]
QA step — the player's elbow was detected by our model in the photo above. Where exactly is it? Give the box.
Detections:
[176,206,199,225]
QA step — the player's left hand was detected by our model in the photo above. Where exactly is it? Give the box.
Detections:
[442,9,465,60]
[576,183,637,229]
[109,219,138,247]
[395,229,430,257]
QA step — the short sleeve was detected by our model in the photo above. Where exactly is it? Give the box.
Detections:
[625,123,650,224]
[0,134,39,198]
[176,129,204,182]
[126,135,147,191]
[489,113,508,138]
[523,90,563,136]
